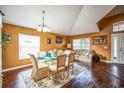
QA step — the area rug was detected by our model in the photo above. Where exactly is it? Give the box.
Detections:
[20,63,84,88]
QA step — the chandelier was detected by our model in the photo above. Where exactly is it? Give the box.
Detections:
[37,10,50,32]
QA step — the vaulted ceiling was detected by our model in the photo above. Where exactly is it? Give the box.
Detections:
[104,5,124,18]
[0,5,115,36]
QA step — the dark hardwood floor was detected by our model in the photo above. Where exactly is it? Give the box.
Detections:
[2,66,32,88]
[2,62,124,88]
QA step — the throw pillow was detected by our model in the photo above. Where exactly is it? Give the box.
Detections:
[46,52,51,57]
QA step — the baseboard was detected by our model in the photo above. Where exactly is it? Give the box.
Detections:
[100,60,112,63]
[2,64,32,72]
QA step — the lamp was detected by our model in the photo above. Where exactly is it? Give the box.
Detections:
[67,43,71,49]
[37,10,50,32]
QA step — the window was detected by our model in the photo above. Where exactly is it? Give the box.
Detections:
[82,38,90,50]
[113,36,117,59]
[113,21,124,32]
[73,39,82,50]
[19,34,40,60]
[73,38,90,50]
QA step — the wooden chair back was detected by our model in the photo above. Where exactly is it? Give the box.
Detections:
[57,55,66,68]
[69,53,74,63]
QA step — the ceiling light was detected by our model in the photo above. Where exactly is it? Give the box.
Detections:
[37,10,50,32]
[37,25,42,32]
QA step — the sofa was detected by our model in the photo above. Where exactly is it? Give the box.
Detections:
[74,49,92,62]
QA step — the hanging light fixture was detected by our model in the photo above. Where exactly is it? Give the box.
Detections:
[37,10,50,32]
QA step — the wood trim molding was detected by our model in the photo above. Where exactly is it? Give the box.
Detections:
[2,64,32,72]
[100,60,112,63]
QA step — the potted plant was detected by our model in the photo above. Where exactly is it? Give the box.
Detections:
[2,31,9,45]
[1,31,10,55]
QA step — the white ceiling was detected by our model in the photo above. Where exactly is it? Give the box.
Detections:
[0,5,115,36]
[71,5,115,35]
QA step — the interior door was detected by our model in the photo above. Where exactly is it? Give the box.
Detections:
[119,33,124,64]
[112,33,124,64]
[112,34,119,63]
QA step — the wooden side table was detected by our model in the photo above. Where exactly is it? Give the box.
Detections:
[92,54,100,63]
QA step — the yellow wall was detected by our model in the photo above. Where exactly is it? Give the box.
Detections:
[68,33,111,60]
[68,14,124,61]
[2,23,67,69]
[2,14,124,69]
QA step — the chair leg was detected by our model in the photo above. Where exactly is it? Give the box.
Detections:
[49,70,51,79]
[68,67,69,77]
[64,69,66,79]
[61,71,63,79]
[63,70,65,80]
[52,72,57,82]
[72,65,74,75]
[56,72,59,81]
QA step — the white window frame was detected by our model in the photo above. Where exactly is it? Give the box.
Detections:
[19,33,40,60]
[82,38,90,50]
[113,21,124,32]
[73,39,82,50]
[73,38,90,50]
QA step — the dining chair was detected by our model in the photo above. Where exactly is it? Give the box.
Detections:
[49,55,66,81]
[28,54,49,81]
[65,53,75,77]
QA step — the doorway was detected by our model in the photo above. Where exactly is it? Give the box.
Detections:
[112,33,124,64]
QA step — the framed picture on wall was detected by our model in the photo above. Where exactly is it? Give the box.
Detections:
[92,35,107,45]
[2,33,12,44]
[47,38,51,44]
[56,36,63,43]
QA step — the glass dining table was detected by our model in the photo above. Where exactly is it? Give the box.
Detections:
[37,55,69,66]
[37,56,57,66]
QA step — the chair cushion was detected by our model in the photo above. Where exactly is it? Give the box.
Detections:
[38,63,48,69]
[57,50,64,56]
[53,50,58,57]
[49,65,65,72]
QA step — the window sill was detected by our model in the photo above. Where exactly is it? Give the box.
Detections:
[19,58,30,61]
